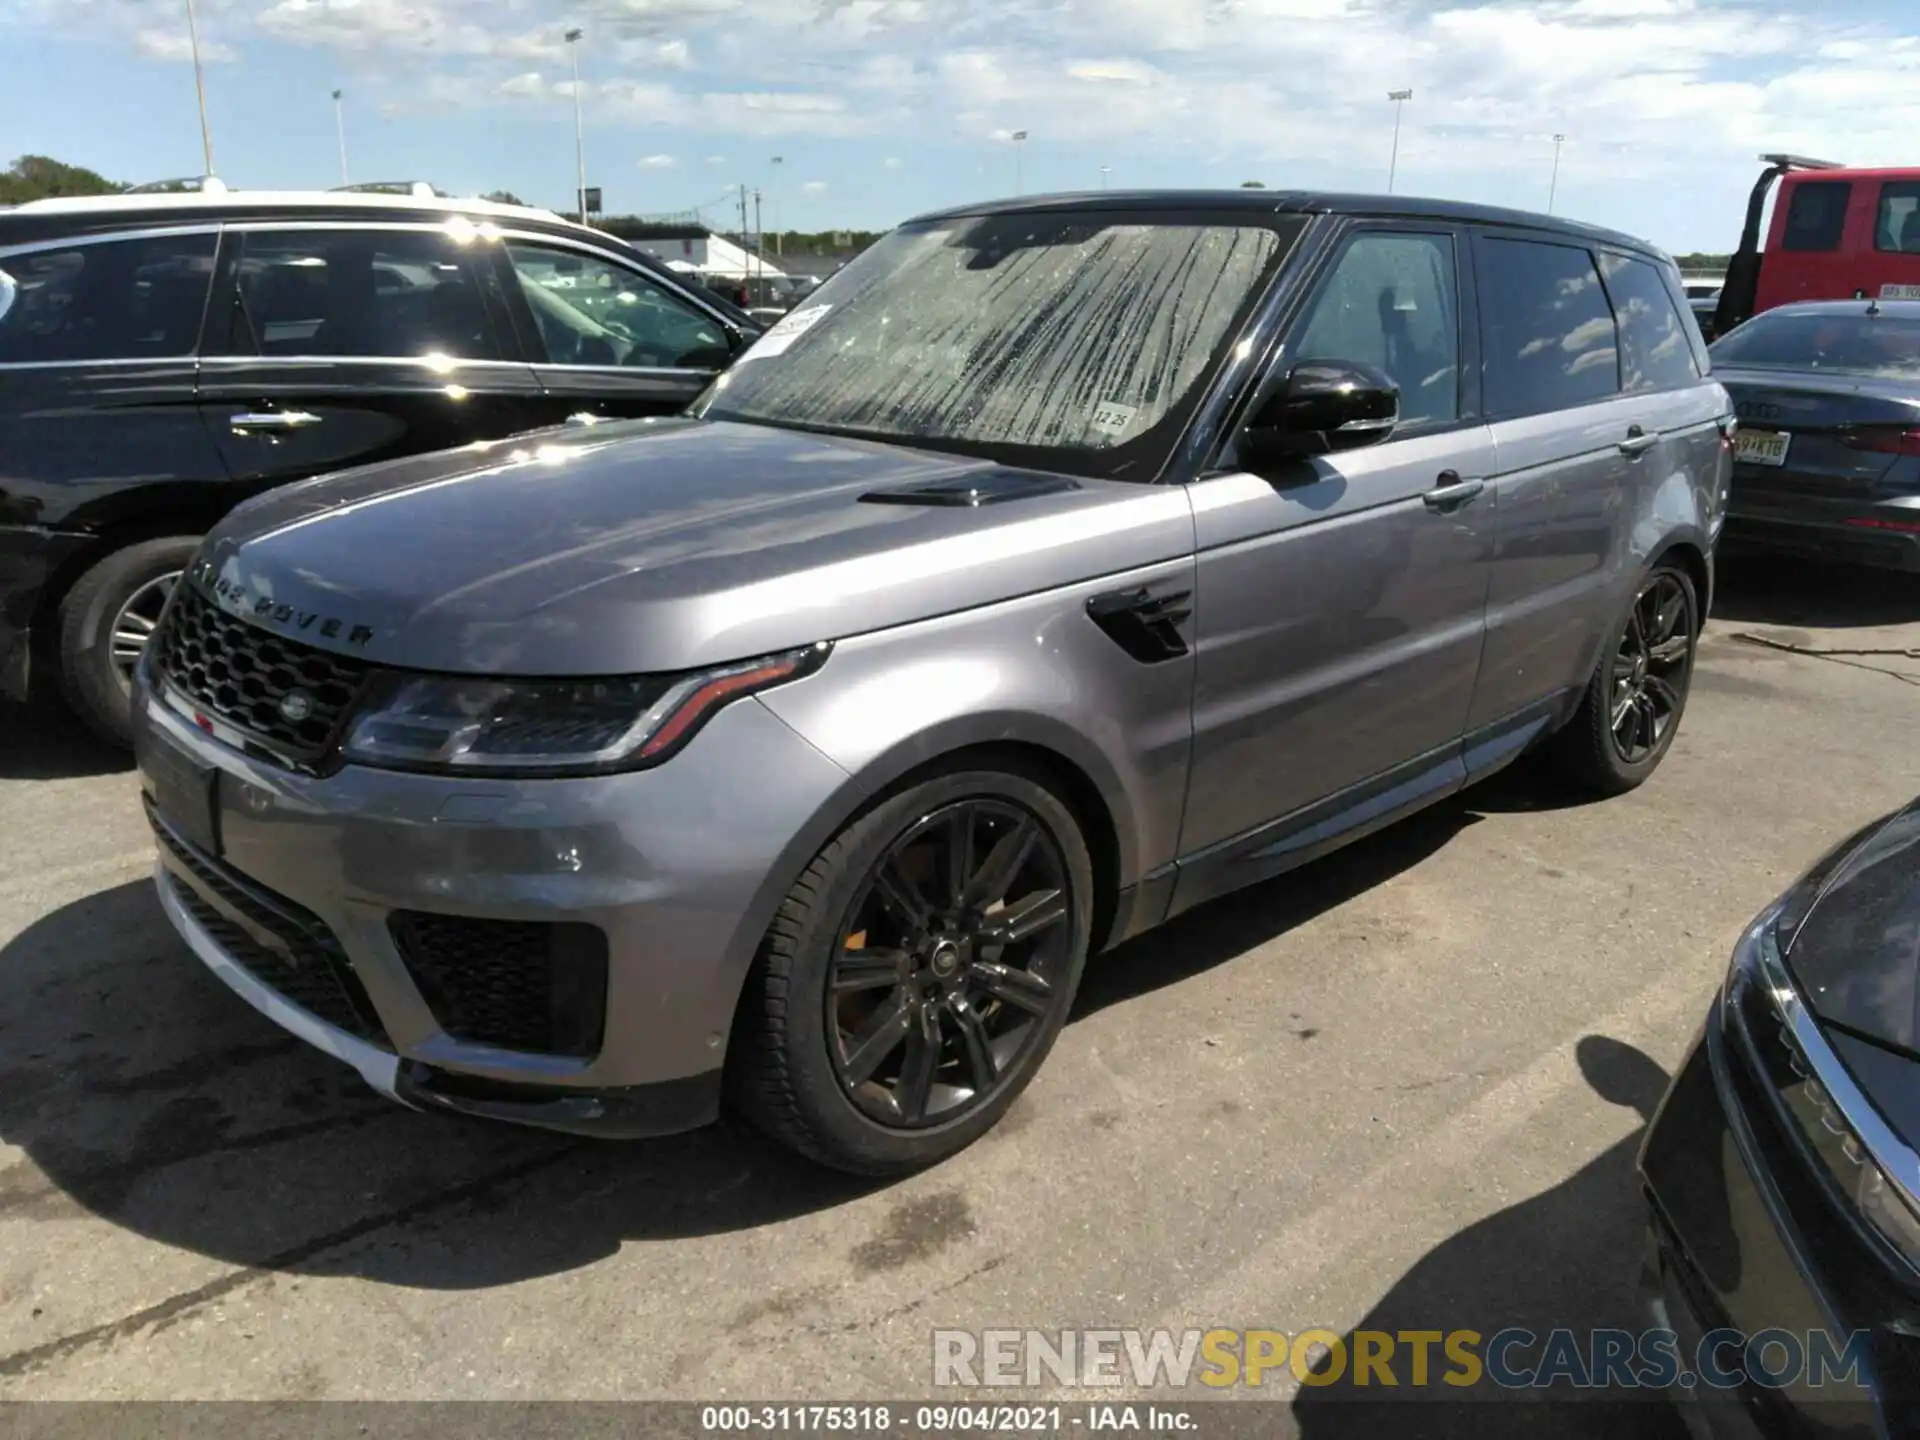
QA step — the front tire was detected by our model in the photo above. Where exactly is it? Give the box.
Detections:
[728,765,1095,1175]
[56,537,199,749]
[1551,561,1699,795]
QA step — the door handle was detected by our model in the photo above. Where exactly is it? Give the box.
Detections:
[1423,471,1485,511]
[1619,425,1660,458]
[229,410,322,433]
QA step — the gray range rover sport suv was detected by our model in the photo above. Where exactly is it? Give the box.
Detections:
[132,191,1733,1173]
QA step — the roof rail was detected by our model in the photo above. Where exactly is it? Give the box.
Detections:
[124,175,230,195]
[329,181,446,198]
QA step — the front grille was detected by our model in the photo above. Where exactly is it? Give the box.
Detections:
[149,800,389,1048]
[154,585,370,761]
[390,912,608,1058]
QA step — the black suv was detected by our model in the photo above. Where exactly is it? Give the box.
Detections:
[0,189,758,746]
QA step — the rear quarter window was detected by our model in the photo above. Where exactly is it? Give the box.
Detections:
[1600,253,1703,392]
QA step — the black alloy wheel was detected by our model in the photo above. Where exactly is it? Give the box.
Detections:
[729,764,1094,1175]
[1609,571,1695,765]
[827,799,1074,1129]
[1551,558,1700,795]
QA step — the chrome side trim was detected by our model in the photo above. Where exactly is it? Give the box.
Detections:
[1752,914,1920,1219]
[155,864,408,1102]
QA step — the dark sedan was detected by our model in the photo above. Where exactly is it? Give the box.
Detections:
[1712,299,1920,570]
[1641,799,1920,1437]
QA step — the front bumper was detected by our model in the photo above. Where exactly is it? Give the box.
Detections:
[0,524,93,701]
[133,674,850,1137]
[1639,987,1916,1438]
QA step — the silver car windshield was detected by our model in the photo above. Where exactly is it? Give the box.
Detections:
[697,212,1301,480]
[1712,312,1920,378]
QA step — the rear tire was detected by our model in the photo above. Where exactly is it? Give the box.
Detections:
[56,537,199,749]
[1551,560,1699,796]
[728,764,1094,1175]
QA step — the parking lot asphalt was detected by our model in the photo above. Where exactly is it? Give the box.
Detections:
[2,557,1918,1428]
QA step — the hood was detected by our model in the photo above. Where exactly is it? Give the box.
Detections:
[1783,798,1920,1053]
[192,418,1193,675]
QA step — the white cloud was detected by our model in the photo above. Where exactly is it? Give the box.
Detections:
[1064,58,1160,85]
[639,153,678,168]
[882,156,904,169]
[705,154,729,166]
[801,180,828,193]
[497,71,547,97]
[135,28,239,63]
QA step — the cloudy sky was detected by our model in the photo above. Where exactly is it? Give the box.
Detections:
[2,0,1916,251]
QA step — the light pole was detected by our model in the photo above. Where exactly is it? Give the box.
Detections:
[564,27,586,223]
[184,0,214,175]
[1387,88,1412,194]
[771,155,783,257]
[1011,129,1028,196]
[1548,133,1566,214]
[332,89,349,185]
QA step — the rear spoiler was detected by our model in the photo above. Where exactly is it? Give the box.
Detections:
[1713,153,1845,337]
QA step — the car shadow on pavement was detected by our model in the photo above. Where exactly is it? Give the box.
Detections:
[0,879,883,1293]
[0,759,1600,1294]
[0,702,132,781]
[1286,1035,1690,1440]
[1710,553,1920,630]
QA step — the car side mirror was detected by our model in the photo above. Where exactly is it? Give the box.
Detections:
[676,343,735,371]
[1242,360,1400,462]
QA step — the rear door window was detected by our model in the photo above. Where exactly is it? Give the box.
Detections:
[1477,236,1620,417]
[1781,181,1851,253]
[224,228,504,360]
[0,231,218,364]
[1599,253,1701,392]
[1877,182,1920,255]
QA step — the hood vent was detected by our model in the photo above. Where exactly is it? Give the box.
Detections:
[859,473,1081,507]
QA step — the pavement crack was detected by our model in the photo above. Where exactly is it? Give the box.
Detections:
[810,1256,1009,1336]
[1731,632,1920,686]
[0,1143,578,1380]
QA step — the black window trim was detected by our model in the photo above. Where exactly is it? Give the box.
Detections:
[1468,226,1628,423]
[0,222,224,370]
[490,227,747,374]
[202,218,524,365]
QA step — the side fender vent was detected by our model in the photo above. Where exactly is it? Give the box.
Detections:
[859,473,1082,507]
[1086,586,1193,664]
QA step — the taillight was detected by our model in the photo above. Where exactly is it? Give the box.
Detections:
[1844,515,1920,534]
[1839,426,1920,457]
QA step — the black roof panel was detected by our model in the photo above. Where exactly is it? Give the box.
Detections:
[907,189,1664,258]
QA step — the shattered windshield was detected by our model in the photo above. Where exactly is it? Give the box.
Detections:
[695,211,1301,480]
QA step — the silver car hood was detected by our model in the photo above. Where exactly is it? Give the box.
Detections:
[192,418,1195,675]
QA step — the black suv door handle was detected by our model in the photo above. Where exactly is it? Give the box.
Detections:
[229,410,322,434]
[1619,425,1660,458]
[1423,471,1485,511]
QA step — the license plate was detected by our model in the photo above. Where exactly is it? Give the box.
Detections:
[144,741,222,857]
[1735,428,1791,467]
[1881,284,1920,301]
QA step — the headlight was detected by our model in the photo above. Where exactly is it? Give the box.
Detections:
[339,643,829,776]
[1732,911,1920,1274]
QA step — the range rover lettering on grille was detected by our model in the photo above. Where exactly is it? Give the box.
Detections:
[187,560,375,646]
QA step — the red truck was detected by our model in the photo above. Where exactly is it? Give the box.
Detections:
[1714,154,1920,337]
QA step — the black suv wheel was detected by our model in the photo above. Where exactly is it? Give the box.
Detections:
[56,537,198,749]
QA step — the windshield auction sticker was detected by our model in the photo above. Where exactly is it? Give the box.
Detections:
[740,303,833,361]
